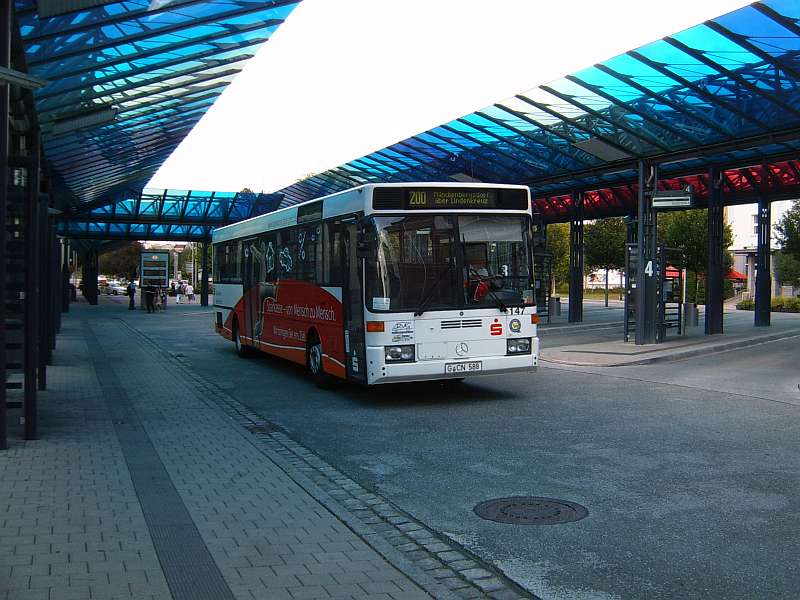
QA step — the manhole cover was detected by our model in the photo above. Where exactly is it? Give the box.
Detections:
[474,497,588,525]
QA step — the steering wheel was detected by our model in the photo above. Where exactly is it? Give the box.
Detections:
[489,273,505,290]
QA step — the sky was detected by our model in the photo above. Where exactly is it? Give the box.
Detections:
[147,0,754,194]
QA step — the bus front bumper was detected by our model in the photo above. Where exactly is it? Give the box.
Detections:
[365,347,538,385]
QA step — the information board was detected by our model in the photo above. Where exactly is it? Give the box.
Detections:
[139,251,169,287]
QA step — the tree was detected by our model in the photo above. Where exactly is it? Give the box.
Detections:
[774,250,800,287]
[775,199,800,260]
[545,223,570,292]
[98,242,143,279]
[584,217,626,306]
[658,209,733,303]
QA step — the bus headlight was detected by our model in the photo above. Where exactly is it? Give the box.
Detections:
[507,338,531,355]
[384,345,415,363]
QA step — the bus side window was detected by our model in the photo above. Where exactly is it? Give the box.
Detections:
[324,221,344,286]
[216,241,242,284]
[277,229,297,280]
[261,232,276,281]
[296,224,321,283]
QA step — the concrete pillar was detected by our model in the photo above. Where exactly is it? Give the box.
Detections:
[706,166,724,335]
[754,196,771,326]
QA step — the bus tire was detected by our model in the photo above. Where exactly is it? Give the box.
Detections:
[232,320,252,358]
[307,333,334,389]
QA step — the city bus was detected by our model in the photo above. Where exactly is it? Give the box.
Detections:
[212,183,539,386]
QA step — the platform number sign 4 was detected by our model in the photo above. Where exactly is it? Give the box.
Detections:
[644,260,654,277]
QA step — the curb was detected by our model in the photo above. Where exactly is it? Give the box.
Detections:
[538,321,622,336]
[541,330,800,367]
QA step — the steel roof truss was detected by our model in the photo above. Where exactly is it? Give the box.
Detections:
[664,37,800,123]
[513,94,638,159]
[565,74,702,147]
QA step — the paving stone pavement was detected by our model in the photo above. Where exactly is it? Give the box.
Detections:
[0,324,173,600]
[3,305,535,600]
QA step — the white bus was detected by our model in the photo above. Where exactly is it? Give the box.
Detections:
[212,183,539,386]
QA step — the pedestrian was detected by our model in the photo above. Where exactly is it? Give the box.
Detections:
[144,284,156,313]
[160,286,168,311]
[186,282,194,304]
[177,281,185,304]
[127,280,136,310]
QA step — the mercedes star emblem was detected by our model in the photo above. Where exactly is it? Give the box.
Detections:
[455,342,469,356]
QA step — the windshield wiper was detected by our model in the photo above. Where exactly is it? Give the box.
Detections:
[414,268,452,316]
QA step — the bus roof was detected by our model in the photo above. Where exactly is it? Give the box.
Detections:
[212,182,530,244]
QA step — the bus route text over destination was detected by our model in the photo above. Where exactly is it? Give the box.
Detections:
[405,189,496,209]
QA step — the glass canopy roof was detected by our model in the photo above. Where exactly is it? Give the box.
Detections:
[49,0,800,239]
[17,0,300,208]
[274,0,800,216]
[61,188,283,240]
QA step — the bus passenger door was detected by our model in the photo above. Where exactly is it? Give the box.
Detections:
[242,239,258,346]
[342,223,367,383]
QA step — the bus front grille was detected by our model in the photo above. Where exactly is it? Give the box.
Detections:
[441,319,482,329]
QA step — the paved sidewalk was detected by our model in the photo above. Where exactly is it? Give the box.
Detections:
[540,310,800,366]
[1,312,431,600]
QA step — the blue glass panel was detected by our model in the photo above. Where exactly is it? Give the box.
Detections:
[671,25,760,70]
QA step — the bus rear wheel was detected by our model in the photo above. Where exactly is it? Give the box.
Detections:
[307,334,334,389]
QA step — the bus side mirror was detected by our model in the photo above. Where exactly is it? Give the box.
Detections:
[356,223,376,259]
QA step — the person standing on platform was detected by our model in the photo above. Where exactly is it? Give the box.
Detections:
[145,283,156,313]
[186,282,194,304]
[127,280,136,310]
[176,281,185,304]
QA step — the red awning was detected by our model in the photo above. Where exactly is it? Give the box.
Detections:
[726,269,747,281]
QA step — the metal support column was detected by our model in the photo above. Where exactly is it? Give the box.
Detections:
[84,249,99,305]
[38,153,49,389]
[568,191,584,323]
[635,161,658,345]
[62,238,71,312]
[52,229,60,337]
[24,133,40,436]
[706,167,724,335]
[755,196,771,327]
[0,0,10,451]
[200,239,209,307]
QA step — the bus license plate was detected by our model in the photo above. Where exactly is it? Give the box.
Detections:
[445,361,482,374]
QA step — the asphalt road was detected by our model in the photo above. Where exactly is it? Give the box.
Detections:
[111,297,800,600]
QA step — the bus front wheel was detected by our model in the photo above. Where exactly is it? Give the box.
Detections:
[232,320,252,358]
[307,334,334,389]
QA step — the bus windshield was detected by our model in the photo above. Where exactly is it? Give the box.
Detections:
[366,214,533,313]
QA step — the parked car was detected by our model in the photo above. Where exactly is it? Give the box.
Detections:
[107,282,127,295]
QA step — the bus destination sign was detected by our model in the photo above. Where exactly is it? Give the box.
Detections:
[405,188,497,209]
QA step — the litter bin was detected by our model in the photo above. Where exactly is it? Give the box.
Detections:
[549,296,562,317]
[684,302,698,327]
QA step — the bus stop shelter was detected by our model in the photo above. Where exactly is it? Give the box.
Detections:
[3,0,800,447]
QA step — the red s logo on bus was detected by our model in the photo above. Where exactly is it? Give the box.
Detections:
[490,320,503,336]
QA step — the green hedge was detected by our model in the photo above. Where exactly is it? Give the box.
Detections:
[736,297,800,312]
